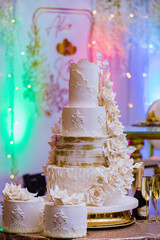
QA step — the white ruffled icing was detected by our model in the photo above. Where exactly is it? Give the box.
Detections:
[46,165,132,206]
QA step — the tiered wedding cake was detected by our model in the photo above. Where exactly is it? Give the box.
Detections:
[43,58,137,212]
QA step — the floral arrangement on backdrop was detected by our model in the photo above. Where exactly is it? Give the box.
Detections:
[23,23,52,116]
[23,22,69,116]
[92,0,160,65]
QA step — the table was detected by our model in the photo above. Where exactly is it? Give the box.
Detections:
[124,126,160,163]
[1,219,160,240]
[124,126,160,193]
[124,125,160,140]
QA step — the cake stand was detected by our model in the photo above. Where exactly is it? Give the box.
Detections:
[87,196,138,228]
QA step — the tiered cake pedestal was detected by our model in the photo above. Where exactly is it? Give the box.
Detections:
[87,196,138,228]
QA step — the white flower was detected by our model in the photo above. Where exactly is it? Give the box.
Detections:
[50,185,68,201]
[123,171,134,189]
[100,87,116,103]
[2,183,21,200]
[107,102,120,116]
[85,184,106,206]
[50,186,85,205]
[96,176,107,185]
[68,192,85,205]
[2,183,36,201]
[106,135,127,155]
[20,188,36,201]
[107,118,124,136]
[104,79,113,89]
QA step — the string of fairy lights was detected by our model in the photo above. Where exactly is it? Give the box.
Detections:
[6,51,26,180]
[0,0,21,179]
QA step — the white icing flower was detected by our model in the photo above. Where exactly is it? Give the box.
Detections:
[85,184,106,206]
[104,79,113,89]
[123,171,134,189]
[120,165,130,174]
[106,135,127,155]
[2,183,22,200]
[20,188,37,201]
[99,87,116,103]
[50,185,69,202]
[109,172,123,191]
[50,185,85,205]
[2,183,36,201]
[68,192,85,205]
[96,176,107,185]
[107,102,120,116]
[95,167,108,187]
[107,160,134,193]
[107,118,124,136]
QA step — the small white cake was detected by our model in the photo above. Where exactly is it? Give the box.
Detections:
[2,183,44,233]
[3,198,44,233]
[43,203,87,238]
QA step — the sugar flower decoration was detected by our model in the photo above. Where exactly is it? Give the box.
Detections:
[2,182,36,201]
[50,185,85,205]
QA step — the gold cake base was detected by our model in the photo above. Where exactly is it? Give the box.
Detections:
[87,196,138,228]
[87,210,135,228]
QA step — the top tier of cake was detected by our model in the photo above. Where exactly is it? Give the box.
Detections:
[69,59,100,107]
[62,59,106,136]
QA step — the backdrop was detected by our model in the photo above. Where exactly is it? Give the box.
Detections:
[0,0,160,197]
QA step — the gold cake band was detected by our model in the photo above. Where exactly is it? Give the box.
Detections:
[55,162,107,168]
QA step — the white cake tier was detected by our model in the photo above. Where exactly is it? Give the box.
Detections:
[55,135,107,167]
[2,198,44,233]
[43,203,87,238]
[62,106,106,136]
[69,59,100,107]
[46,165,124,206]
